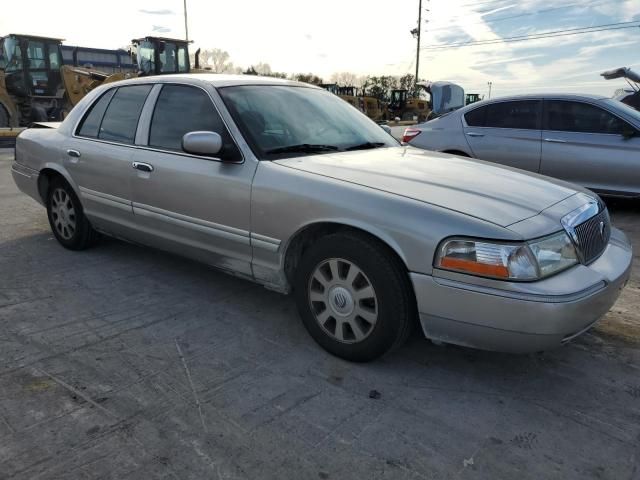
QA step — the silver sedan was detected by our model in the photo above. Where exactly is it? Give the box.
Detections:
[11,75,633,361]
[404,93,640,198]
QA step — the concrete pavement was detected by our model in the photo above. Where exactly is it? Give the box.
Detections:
[1,149,639,479]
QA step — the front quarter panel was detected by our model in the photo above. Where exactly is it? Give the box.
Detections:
[250,160,521,290]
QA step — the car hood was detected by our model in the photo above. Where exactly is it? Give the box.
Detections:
[274,147,578,227]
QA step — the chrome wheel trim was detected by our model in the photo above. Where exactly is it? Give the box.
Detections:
[50,188,76,241]
[308,258,378,344]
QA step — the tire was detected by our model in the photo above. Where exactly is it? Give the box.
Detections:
[0,105,9,128]
[294,232,414,362]
[46,176,98,250]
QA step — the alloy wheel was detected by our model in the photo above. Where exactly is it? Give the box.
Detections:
[308,258,378,344]
[50,188,76,240]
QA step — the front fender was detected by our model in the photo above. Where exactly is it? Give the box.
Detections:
[250,161,520,291]
[282,217,409,269]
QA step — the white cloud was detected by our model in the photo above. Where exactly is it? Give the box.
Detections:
[0,0,637,94]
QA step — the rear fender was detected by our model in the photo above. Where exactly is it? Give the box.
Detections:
[38,162,82,203]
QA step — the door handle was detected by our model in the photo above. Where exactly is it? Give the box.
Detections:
[66,149,81,158]
[544,138,567,143]
[132,161,154,173]
[466,132,484,137]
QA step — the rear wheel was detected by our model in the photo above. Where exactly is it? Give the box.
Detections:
[46,177,97,250]
[294,232,414,362]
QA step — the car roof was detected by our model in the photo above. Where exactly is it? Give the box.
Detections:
[461,93,609,109]
[488,93,607,101]
[115,73,319,89]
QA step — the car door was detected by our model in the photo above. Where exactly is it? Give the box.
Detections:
[540,99,640,195]
[129,83,257,277]
[64,84,152,233]
[463,99,542,172]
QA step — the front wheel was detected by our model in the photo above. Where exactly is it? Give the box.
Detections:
[46,177,98,250]
[294,232,414,362]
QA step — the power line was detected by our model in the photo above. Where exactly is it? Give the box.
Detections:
[421,21,640,51]
[427,0,607,33]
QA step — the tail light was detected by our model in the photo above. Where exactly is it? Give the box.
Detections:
[402,128,421,143]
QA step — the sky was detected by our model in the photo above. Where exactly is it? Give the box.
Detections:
[2,0,639,97]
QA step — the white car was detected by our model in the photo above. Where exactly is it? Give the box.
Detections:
[404,94,640,198]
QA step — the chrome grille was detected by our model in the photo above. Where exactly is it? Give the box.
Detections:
[573,209,610,264]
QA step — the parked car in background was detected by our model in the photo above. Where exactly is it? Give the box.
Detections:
[12,76,632,361]
[404,94,640,198]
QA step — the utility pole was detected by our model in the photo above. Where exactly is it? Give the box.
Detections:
[487,81,493,99]
[415,0,422,85]
[183,0,189,42]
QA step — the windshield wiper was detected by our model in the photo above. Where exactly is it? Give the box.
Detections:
[265,144,340,155]
[344,142,386,151]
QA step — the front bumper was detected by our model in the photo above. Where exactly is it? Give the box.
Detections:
[411,228,632,353]
[11,162,42,206]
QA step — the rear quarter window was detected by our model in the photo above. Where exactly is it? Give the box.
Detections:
[77,89,116,138]
[464,106,487,127]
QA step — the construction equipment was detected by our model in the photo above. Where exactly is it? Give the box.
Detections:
[387,81,465,122]
[131,36,193,76]
[387,89,429,122]
[465,93,483,105]
[320,84,362,110]
[601,66,640,111]
[337,86,360,109]
[360,95,387,122]
[0,34,67,127]
[1,34,203,132]
[0,33,124,129]
[61,45,136,74]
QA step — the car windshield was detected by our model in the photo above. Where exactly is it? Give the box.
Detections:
[219,85,398,159]
[604,98,640,125]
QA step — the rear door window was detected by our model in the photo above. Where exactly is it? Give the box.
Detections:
[544,100,630,134]
[98,85,152,144]
[485,100,541,129]
[148,84,241,161]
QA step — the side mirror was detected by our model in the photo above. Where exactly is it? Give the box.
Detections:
[182,131,223,157]
[380,125,392,134]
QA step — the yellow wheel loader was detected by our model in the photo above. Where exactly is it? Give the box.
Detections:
[0,34,205,134]
[131,36,197,76]
[0,33,126,131]
[387,81,466,123]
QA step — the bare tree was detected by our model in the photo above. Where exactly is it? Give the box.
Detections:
[244,63,288,78]
[192,48,238,73]
[253,62,272,76]
[331,71,359,86]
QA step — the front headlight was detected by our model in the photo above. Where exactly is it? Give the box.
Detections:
[528,231,578,278]
[435,232,578,281]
